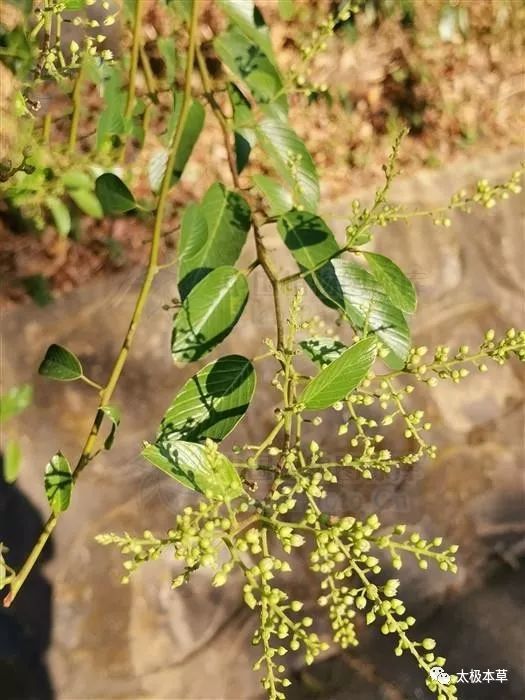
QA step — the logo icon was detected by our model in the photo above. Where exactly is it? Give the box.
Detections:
[428,666,451,685]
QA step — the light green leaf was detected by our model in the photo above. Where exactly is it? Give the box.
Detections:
[38,344,83,381]
[3,439,21,483]
[299,338,347,367]
[142,440,245,500]
[363,252,417,313]
[278,210,338,269]
[214,27,287,120]
[178,183,251,298]
[300,337,377,410]
[46,196,71,237]
[101,405,121,450]
[0,384,32,423]
[172,266,249,363]
[252,175,293,216]
[218,0,275,61]
[44,452,73,513]
[62,170,93,190]
[148,148,168,193]
[256,119,319,211]
[69,189,103,218]
[157,36,177,85]
[158,355,256,442]
[95,173,136,215]
[312,260,411,369]
[96,66,126,149]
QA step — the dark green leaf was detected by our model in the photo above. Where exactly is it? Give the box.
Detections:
[0,384,32,423]
[3,439,21,484]
[95,173,136,215]
[69,189,103,218]
[158,355,256,442]
[38,344,83,381]
[311,260,411,369]
[142,439,245,500]
[46,196,71,237]
[300,336,377,410]
[218,0,275,61]
[168,95,205,183]
[178,183,251,298]
[252,175,293,215]
[299,338,347,367]
[101,405,121,450]
[363,252,417,313]
[172,266,249,363]
[214,27,287,120]
[45,452,72,513]
[22,275,53,307]
[256,119,319,211]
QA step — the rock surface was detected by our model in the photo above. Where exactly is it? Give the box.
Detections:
[1,150,524,699]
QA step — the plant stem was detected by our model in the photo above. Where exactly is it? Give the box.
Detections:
[124,0,144,121]
[3,1,201,608]
[68,58,84,153]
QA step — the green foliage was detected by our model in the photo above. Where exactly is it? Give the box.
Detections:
[1,3,524,699]
[38,344,83,381]
[95,174,136,215]
[44,452,73,513]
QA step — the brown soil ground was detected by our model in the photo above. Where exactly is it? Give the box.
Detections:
[1,0,524,307]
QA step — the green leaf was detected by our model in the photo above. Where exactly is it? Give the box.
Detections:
[256,119,319,211]
[300,336,378,410]
[218,0,275,62]
[101,405,121,450]
[278,0,295,20]
[142,440,245,500]
[158,355,256,442]
[178,183,251,298]
[228,84,256,173]
[44,452,73,513]
[278,210,340,305]
[3,440,22,483]
[62,171,93,190]
[312,260,411,369]
[64,0,86,9]
[0,384,32,423]
[363,252,417,313]
[22,275,53,307]
[69,189,103,218]
[148,148,168,193]
[299,338,347,367]
[252,175,293,216]
[278,210,339,270]
[0,547,7,591]
[46,196,71,237]
[95,173,136,215]
[38,344,83,381]
[214,27,287,120]
[168,95,205,183]
[157,36,177,85]
[172,267,249,363]
[96,66,126,150]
